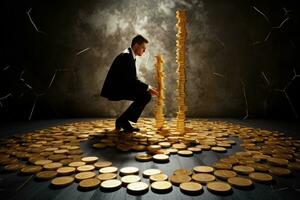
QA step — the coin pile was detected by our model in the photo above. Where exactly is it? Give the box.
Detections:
[154,54,166,131]
[175,10,188,134]
[0,118,300,196]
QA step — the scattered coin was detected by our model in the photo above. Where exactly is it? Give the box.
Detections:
[121,175,141,185]
[119,167,139,176]
[180,182,203,194]
[97,173,118,181]
[36,171,58,180]
[207,181,232,194]
[99,166,118,174]
[151,181,172,193]
[150,173,168,182]
[75,171,97,181]
[249,172,273,183]
[214,170,237,180]
[143,169,162,178]
[227,177,253,188]
[51,176,74,187]
[79,178,100,189]
[192,173,216,184]
[193,166,214,173]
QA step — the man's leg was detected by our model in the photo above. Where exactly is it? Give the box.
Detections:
[118,91,151,123]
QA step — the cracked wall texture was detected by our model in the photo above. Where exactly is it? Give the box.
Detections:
[1,0,299,120]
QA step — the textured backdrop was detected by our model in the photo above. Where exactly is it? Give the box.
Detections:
[1,0,299,120]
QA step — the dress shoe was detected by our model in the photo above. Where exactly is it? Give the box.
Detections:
[115,118,140,132]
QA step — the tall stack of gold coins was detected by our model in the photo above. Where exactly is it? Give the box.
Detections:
[175,10,187,134]
[154,54,165,130]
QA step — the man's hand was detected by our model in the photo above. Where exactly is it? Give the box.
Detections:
[149,87,159,96]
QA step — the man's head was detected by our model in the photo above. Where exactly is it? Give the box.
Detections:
[131,34,149,56]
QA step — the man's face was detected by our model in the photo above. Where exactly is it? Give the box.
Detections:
[134,42,147,56]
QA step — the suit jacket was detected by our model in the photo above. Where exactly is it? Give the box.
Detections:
[100,48,148,101]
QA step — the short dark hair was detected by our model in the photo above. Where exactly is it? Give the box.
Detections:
[131,34,149,47]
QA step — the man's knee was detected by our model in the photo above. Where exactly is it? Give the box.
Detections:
[136,91,151,103]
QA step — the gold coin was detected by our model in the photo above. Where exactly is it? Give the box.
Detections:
[192,173,216,184]
[121,175,141,185]
[153,154,169,162]
[34,159,53,166]
[249,172,273,182]
[150,173,168,182]
[75,171,97,181]
[79,178,100,189]
[119,167,139,176]
[207,181,232,193]
[227,177,253,188]
[54,149,68,154]
[51,176,74,187]
[151,181,172,192]
[100,179,122,190]
[43,162,63,170]
[158,142,171,148]
[127,182,149,194]
[180,182,203,194]
[233,165,255,175]
[212,162,232,170]
[143,169,162,178]
[94,161,112,168]
[269,167,291,176]
[211,147,227,152]
[213,170,237,180]
[77,165,95,172]
[21,166,43,174]
[172,143,187,150]
[288,162,300,171]
[173,169,193,176]
[97,173,117,181]
[187,147,202,153]
[68,161,86,167]
[267,157,289,167]
[193,166,214,173]
[36,171,58,180]
[135,153,152,162]
[178,150,193,156]
[99,166,118,174]
[4,163,26,171]
[57,167,76,175]
[81,156,98,164]
[167,148,178,154]
[170,174,192,186]
[247,163,269,172]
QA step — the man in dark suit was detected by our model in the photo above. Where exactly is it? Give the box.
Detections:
[101,35,158,132]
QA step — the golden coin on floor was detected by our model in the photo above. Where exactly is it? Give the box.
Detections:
[94,161,112,168]
[51,176,74,187]
[267,157,289,167]
[127,182,149,194]
[211,147,227,152]
[212,162,232,170]
[173,169,193,176]
[78,178,100,190]
[233,165,255,175]
[170,174,192,186]
[100,179,122,191]
[75,171,97,181]
[178,150,193,156]
[57,167,76,175]
[180,182,203,194]
[68,161,86,167]
[159,142,171,148]
[121,175,141,185]
[213,170,237,180]
[36,171,58,180]
[81,156,98,164]
[43,162,63,170]
[143,169,162,178]
[167,148,178,154]
[247,163,269,172]
[207,181,232,194]
[192,173,216,184]
[153,154,169,162]
[77,165,95,172]
[135,153,152,162]
[288,162,300,171]
[187,147,202,153]
[227,177,253,188]
[193,166,214,173]
[249,172,273,183]
[150,173,168,182]
[21,166,43,174]
[119,167,139,176]
[34,159,53,166]
[4,163,26,171]
[99,166,118,174]
[151,181,172,193]
[97,173,118,181]
[268,167,291,176]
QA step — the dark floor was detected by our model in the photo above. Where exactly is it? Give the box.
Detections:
[0,118,300,200]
